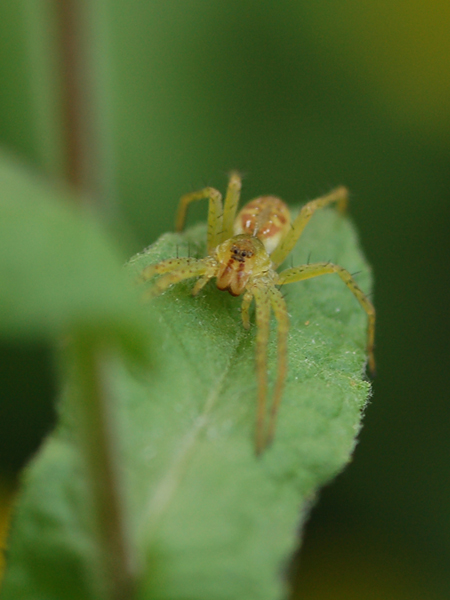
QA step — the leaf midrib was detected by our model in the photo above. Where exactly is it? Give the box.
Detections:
[139,298,248,545]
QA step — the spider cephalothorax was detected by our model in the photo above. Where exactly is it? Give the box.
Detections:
[140,173,375,453]
[215,235,271,296]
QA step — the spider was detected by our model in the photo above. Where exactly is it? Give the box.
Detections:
[140,173,375,454]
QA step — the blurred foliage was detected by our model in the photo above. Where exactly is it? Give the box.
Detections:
[300,0,450,138]
[0,0,449,598]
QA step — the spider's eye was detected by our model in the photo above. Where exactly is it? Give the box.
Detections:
[230,245,254,261]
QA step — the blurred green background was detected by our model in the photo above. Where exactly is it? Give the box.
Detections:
[1,1,449,598]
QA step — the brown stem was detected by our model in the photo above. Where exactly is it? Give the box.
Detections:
[72,338,137,600]
[55,0,84,189]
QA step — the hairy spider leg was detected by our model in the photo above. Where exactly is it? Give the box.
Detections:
[140,257,211,298]
[278,262,376,375]
[191,266,217,295]
[252,286,272,454]
[240,290,253,330]
[266,286,289,447]
[221,171,242,242]
[140,257,198,281]
[175,187,223,254]
[270,186,349,267]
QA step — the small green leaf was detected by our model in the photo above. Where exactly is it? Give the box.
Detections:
[0,152,150,359]
[2,206,373,600]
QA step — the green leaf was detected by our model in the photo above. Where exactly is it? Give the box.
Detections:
[2,205,373,600]
[0,151,150,358]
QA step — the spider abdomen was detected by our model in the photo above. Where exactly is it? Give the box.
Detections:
[234,196,291,254]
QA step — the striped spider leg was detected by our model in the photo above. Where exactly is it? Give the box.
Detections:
[140,174,375,453]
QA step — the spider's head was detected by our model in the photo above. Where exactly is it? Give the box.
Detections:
[215,234,272,296]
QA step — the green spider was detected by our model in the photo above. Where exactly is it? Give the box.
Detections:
[140,173,375,453]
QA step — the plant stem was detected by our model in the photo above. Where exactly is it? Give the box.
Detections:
[71,337,137,600]
[55,0,117,217]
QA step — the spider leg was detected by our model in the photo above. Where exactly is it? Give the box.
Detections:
[140,258,210,298]
[140,257,199,282]
[252,287,271,454]
[175,187,223,255]
[266,286,289,447]
[278,262,376,375]
[270,186,348,267]
[191,272,215,295]
[241,289,253,330]
[221,171,242,242]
